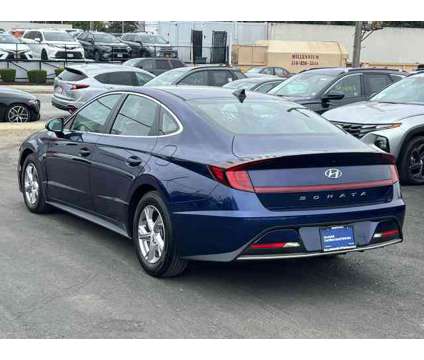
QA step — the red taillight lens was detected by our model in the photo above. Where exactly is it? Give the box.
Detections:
[390,165,399,183]
[209,166,254,192]
[71,84,90,90]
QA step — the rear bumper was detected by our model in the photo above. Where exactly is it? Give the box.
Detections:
[237,238,402,260]
[174,198,405,262]
[51,95,85,110]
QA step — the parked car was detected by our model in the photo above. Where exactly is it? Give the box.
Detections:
[19,87,405,277]
[145,65,246,87]
[223,76,285,93]
[268,68,407,114]
[21,29,85,60]
[121,32,177,58]
[0,87,40,122]
[51,64,155,111]
[245,66,290,78]
[77,31,131,62]
[124,57,185,76]
[323,72,424,185]
[0,32,33,60]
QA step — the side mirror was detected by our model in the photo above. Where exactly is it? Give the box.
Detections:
[34,37,41,43]
[67,105,77,114]
[322,91,345,102]
[45,118,64,134]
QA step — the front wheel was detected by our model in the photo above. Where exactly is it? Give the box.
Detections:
[399,136,424,185]
[21,154,52,213]
[7,104,30,123]
[133,191,187,277]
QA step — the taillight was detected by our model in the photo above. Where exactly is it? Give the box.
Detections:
[71,84,89,90]
[390,165,399,183]
[209,165,254,192]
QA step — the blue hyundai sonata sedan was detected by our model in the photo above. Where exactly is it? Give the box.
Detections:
[18,86,405,277]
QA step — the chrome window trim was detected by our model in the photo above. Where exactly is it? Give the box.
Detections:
[68,90,183,138]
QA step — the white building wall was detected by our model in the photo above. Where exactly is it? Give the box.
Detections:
[269,23,424,64]
[0,22,71,31]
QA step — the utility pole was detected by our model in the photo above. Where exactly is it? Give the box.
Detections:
[352,21,363,68]
[121,21,125,34]
[89,21,94,31]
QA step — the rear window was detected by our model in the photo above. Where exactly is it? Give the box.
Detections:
[59,69,87,82]
[188,98,340,135]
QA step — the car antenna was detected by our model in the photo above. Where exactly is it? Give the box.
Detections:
[232,89,246,103]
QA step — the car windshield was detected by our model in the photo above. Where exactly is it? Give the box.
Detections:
[140,34,168,44]
[93,33,120,43]
[0,33,20,44]
[145,67,190,86]
[269,71,340,97]
[188,98,340,135]
[371,76,424,104]
[43,32,74,42]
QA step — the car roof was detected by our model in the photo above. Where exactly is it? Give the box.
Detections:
[147,86,278,101]
[65,64,151,76]
[301,67,407,75]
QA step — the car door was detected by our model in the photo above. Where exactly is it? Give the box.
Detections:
[321,73,364,113]
[91,93,160,226]
[45,94,122,211]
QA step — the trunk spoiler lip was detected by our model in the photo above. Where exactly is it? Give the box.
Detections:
[214,151,396,171]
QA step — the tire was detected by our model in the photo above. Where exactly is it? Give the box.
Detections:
[41,50,48,61]
[132,191,187,277]
[6,104,31,123]
[21,154,52,214]
[398,136,424,185]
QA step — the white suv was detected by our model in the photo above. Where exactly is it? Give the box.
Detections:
[21,29,85,60]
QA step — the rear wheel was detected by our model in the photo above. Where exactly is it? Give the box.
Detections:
[399,136,424,185]
[41,49,48,61]
[7,104,30,123]
[132,191,187,277]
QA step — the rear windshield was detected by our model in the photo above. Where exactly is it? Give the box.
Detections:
[188,98,341,135]
[59,69,87,82]
[144,67,190,86]
[43,32,74,42]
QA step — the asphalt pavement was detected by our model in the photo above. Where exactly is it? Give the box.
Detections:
[0,87,423,338]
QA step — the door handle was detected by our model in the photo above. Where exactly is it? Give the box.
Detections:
[79,147,91,157]
[126,155,142,167]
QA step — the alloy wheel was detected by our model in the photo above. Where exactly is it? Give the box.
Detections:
[408,142,424,182]
[24,163,40,207]
[138,205,166,264]
[7,105,30,123]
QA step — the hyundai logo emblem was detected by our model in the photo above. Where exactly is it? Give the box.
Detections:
[324,168,343,179]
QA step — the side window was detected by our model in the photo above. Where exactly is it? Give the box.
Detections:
[365,74,392,95]
[232,70,245,80]
[140,59,154,71]
[170,59,184,68]
[156,59,172,70]
[78,33,86,41]
[135,72,154,85]
[210,70,233,86]
[262,67,274,75]
[23,31,33,40]
[111,95,159,136]
[179,71,208,85]
[329,75,362,98]
[390,74,404,83]
[160,109,179,135]
[275,68,288,77]
[35,32,42,41]
[71,94,121,133]
[95,71,136,86]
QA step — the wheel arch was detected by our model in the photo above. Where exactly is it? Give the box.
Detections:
[18,147,35,190]
[127,175,170,238]
[396,126,424,165]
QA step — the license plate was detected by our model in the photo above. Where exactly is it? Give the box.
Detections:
[320,225,355,252]
[117,53,123,58]
[67,53,74,58]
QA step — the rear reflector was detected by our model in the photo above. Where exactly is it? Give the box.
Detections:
[249,242,300,250]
